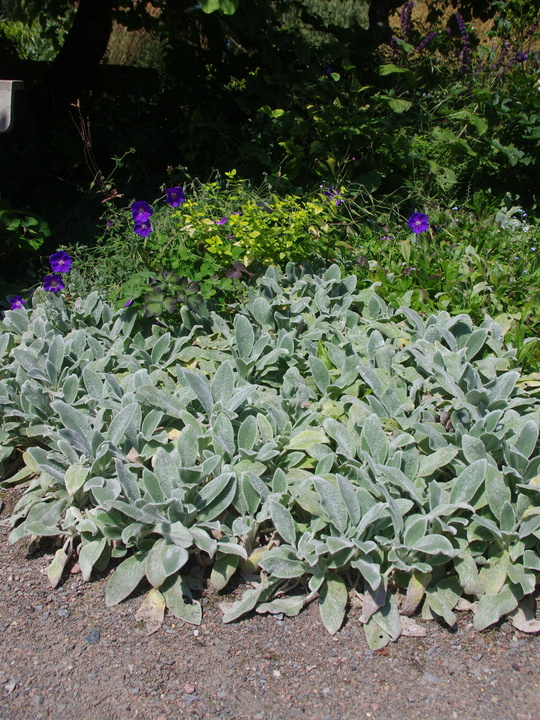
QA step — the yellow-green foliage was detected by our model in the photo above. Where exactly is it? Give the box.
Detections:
[175,190,339,267]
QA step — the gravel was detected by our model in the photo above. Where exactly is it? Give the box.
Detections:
[1,487,539,720]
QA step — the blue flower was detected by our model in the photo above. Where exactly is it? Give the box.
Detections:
[43,274,65,293]
[166,187,186,207]
[323,187,342,206]
[131,201,153,223]
[407,212,430,233]
[134,220,153,237]
[49,251,73,273]
[9,295,26,309]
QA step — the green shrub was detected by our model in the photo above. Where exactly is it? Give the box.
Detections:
[2,264,540,642]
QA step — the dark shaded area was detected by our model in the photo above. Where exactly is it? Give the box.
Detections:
[0,0,535,295]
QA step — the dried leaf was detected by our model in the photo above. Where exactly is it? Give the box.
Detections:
[509,596,540,633]
[135,588,166,635]
[400,616,427,637]
[359,584,386,624]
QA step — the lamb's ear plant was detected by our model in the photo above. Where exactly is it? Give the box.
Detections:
[1,264,540,645]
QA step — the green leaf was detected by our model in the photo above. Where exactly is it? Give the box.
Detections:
[454,553,484,596]
[105,552,146,606]
[257,596,306,617]
[162,575,202,625]
[474,586,521,631]
[47,547,70,588]
[319,574,347,635]
[372,593,402,641]
[403,515,428,548]
[184,370,214,413]
[238,415,258,452]
[418,447,458,478]
[210,553,239,591]
[413,534,455,556]
[211,360,234,405]
[449,459,487,504]
[259,549,305,579]
[65,463,89,495]
[199,0,239,15]
[196,474,237,522]
[286,429,328,451]
[515,420,539,459]
[479,551,509,595]
[136,386,188,420]
[351,556,381,591]
[387,98,412,114]
[234,314,255,359]
[221,582,269,623]
[485,465,511,522]
[314,477,348,532]
[177,425,199,467]
[107,402,138,446]
[361,414,388,464]
[269,499,297,546]
[251,297,274,327]
[79,538,107,582]
[309,355,331,394]
[212,412,236,458]
[363,614,392,649]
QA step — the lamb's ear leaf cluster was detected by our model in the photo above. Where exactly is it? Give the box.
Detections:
[1,265,539,647]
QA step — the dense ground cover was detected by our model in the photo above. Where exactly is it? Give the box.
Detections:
[1,1,540,647]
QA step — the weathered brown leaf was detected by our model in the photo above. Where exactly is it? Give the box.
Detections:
[509,597,540,634]
[135,588,166,635]
[400,616,427,637]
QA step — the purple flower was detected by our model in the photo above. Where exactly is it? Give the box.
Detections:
[407,212,430,233]
[324,64,334,76]
[124,299,134,307]
[415,31,438,52]
[134,220,152,237]
[515,51,528,63]
[323,187,342,206]
[215,217,228,225]
[49,251,73,273]
[455,12,469,42]
[9,295,26,310]
[131,201,153,223]
[43,274,65,293]
[400,2,414,40]
[166,186,186,207]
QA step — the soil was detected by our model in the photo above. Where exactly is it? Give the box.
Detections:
[1,486,539,720]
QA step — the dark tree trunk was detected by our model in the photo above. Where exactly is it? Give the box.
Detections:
[45,0,114,91]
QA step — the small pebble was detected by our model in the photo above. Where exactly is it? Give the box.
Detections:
[511,663,520,671]
[83,628,100,644]
[57,608,69,618]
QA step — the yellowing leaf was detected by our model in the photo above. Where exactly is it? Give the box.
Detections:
[135,589,166,635]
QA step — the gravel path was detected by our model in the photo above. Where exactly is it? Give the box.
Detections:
[1,487,539,720]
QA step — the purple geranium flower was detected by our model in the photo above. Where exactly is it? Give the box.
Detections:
[9,295,26,310]
[124,299,134,307]
[49,250,73,273]
[166,187,186,207]
[131,201,153,223]
[43,274,65,293]
[323,187,342,206]
[134,220,153,238]
[407,212,430,233]
[215,217,228,225]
